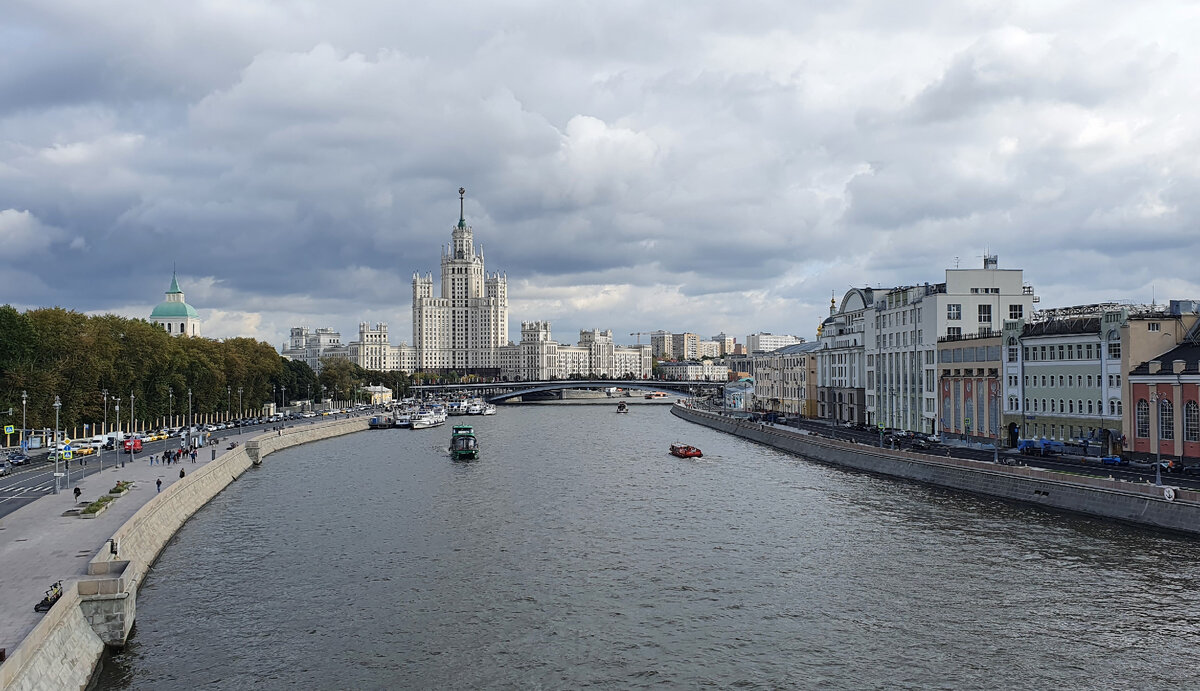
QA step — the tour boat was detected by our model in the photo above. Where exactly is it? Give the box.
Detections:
[645,391,669,400]
[467,400,485,415]
[449,425,479,461]
[410,408,446,430]
[481,404,497,415]
[669,443,703,458]
[616,401,629,413]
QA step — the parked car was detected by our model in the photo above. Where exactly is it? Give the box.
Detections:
[1100,456,1128,466]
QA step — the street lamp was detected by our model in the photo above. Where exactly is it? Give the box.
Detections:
[52,396,61,494]
[188,388,193,429]
[101,389,108,473]
[227,385,231,421]
[875,302,885,448]
[238,386,243,434]
[281,384,287,412]
[127,392,135,467]
[1151,391,1165,487]
[169,388,174,428]
[21,390,27,449]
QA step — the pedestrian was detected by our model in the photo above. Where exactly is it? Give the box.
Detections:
[156,478,162,493]
[179,468,185,479]
[73,486,81,502]
[191,450,197,463]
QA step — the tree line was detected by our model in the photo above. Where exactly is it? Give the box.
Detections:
[0,305,408,432]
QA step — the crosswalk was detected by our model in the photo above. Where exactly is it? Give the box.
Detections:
[0,484,52,502]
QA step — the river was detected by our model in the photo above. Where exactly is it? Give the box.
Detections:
[96,404,1200,689]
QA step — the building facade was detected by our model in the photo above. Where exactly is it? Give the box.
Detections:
[746,332,805,354]
[671,332,700,361]
[817,289,873,426]
[752,342,820,417]
[658,360,729,381]
[937,333,1003,443]
[498,322,652,381]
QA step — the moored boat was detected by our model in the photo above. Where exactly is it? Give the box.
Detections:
[481,403,497,415]
[669,443,702,458]
[449,425,479,460]
[368,415,395,429]
[616,401,629,413]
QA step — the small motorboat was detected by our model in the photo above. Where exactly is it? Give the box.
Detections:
[616,401,629,413]
[669,443,702,458]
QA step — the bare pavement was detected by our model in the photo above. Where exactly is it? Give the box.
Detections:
[0,443,233,658]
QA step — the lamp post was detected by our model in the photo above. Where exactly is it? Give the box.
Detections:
[52,396,61,494]
[101,389,108,473]
[875,303,885,448]
[226,385,231,422]
[281,384,287,413]
[187,388,193,430]
[21,390,27,449]
[128,392,135,467]
[169,388,174,429]
[1151,391,1164,487]
[114,398,120,468]
[238,386,243,434]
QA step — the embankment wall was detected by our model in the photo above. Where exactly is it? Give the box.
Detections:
[673,405,1200,536]
[0,417,369,691]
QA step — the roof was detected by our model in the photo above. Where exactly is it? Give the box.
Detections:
[773,342,821,355]
[1022,317,1101,338]
[1128,342,1200,377]
[150,301,199,319]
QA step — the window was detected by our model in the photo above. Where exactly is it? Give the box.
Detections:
[1068,400,1074,413]
[1059,376,1065,387]
[1007,338,1018,362]
[1136,399,1149,438]
[1051,399,1057,413]
[1087,375,1093,387]
[978,304,992,323]
[1024,375,1029,387]
[1086,344,1093,359]
[1161,399,1175,440]
[1088,400,1094,414]
[948,304,962,320]
[1024,347,1030,360]
[1058,345,1065,360]
[1148,323,1161,332]
[1186,401,1199,442]
[1009,304,1023,319]
[1107,331,1121,359]
[947,327,962,338]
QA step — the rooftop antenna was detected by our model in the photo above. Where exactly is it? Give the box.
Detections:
[458,187,466,227]
[954,256,960,269]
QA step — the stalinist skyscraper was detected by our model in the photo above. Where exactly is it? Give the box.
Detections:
[411,188,509,372]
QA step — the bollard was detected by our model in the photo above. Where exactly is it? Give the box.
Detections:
[211,449,216,461]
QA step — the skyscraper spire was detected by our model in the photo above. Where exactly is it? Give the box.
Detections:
[458,187,466,228]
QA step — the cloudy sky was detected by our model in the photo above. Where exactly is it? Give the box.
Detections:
[2,1,1198,351]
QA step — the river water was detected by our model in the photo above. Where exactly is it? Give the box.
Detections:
[97,404,1200,689]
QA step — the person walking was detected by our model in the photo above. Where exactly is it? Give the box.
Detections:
[156,478,162,493]
[179,468,185,479]
[73,486,81,502]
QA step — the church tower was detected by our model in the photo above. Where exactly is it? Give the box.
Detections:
[149,271,203,337]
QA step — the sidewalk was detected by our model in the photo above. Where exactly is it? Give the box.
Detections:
[0,443,241,657]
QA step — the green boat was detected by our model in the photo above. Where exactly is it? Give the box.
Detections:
[449,425,479,461]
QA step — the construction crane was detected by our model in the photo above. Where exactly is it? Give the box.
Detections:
[630,332,655,345]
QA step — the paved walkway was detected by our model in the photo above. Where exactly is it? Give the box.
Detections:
[0,441,243,657]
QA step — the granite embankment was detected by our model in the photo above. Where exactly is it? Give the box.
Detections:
[0,417,369,691]
[673,404,1200,536]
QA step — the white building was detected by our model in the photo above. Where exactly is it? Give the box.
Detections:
[866,255,1037,434]
[746,332,804,353]
[697,340,721,359]
[659,360,729,382]
[412,188,508,372]
[499,322,652,381]
[817,290,874,425]
[149,272,202,337]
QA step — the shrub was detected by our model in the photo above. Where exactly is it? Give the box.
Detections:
[82,495,116,514]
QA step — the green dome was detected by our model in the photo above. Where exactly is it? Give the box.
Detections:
[150,301,199,319]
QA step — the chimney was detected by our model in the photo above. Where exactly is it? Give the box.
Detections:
[1149,360,1162,374]
[1173,360,1186,374]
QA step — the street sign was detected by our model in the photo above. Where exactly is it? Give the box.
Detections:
[964,418,971,426]
[63,451,73,460]
[3,425,13,434]
[53,472,65,477]
[62,444,72,452]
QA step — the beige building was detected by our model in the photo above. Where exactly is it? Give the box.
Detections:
[752,342,820,417]
[499,322,652,381]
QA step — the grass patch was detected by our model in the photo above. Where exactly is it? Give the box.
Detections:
[109,481,133,494]
[82,495,116,515]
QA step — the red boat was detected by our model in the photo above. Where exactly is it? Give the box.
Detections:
[670,443,703,458]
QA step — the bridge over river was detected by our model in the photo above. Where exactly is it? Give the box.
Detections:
[409,379,722,403]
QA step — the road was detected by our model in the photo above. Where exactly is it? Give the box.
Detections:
[0,418,335,520]
[774,417,1200,491]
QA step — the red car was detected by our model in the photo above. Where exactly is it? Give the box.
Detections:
[122,438,143,453]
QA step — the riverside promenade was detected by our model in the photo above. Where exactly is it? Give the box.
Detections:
[0,447,217,658]
[0,415,371,686]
